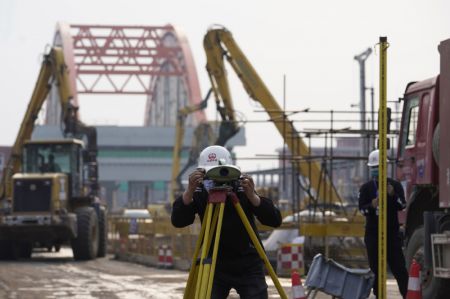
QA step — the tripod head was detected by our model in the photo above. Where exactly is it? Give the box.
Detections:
[207,185,240,204]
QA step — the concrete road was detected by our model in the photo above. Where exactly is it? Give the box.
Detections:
[0,248,402,298]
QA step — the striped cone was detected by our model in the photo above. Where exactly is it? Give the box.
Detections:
[164,246,174,269]
[291,270,306,299]
[157,246,165,268]
[406,259,422,299]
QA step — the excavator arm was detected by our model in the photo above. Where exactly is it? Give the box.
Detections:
[169,89,214,203]
[0,47,98,203]
[203,27,342,204]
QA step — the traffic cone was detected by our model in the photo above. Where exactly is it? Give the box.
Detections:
[291,270,306,299]
[406,259,422,299]
[164,245,174,269]
[157,245,165,268]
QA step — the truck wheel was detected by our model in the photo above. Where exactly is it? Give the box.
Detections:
[405,227,450,299]
[71,207,99,260]
[97,207,107,257]
[432,123,440,165]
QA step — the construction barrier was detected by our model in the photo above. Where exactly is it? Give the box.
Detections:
[107,214,367,273]
[157,245,174,269]
[108,215,198,270]
[277,243,305,277]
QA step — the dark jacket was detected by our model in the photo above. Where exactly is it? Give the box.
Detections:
[171,185,282,273]
[358,177,406,234]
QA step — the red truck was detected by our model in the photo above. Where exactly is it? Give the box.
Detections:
[398,38,450,299]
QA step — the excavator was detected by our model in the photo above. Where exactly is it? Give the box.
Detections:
[203,26,342,206]
[200,26,365,270]
[0,47,107,260]
[170,89,213,203]
[171,28,362,267]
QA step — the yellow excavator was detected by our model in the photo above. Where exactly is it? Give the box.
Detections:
[201,26,365,267]
[169,89,214,203]
[203,26,342,206]
[0,47,106,260]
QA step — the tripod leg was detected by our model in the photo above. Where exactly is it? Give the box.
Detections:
[232,201,288,299]
[205,202,225,298]
[198,202,224,299]
[194,202,214,299]
[184,204,209,299]
[204,204,221,257]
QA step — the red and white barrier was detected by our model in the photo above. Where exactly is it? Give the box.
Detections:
[277,243,304,276]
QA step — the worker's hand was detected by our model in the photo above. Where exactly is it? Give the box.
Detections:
[371,198,378,208]
[387,184,395,196]
[183,169,205,205]
[240,174,260,207]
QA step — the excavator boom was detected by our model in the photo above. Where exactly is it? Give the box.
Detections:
[203,27,342,204]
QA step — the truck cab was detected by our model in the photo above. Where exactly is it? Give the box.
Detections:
[397,77,440,200]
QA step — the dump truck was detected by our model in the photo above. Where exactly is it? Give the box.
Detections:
[400,39,450,299]
[0,47,107,260]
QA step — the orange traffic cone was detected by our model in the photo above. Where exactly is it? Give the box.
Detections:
[291,270,306,299]
[406,259,422,299]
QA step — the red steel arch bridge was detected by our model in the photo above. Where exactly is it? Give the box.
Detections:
[45,22,206,127]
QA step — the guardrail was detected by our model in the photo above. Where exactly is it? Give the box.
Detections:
[107,215,368,274]
[107,215,200,270]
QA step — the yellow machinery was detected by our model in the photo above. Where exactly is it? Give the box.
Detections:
[202,27,365,257]
[0,47,106,260]
[204,26,342,206]
[170,89,215,204]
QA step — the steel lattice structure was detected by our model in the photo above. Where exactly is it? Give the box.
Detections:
[45,22,205,126]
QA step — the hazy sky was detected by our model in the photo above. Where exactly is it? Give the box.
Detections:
[0,0,449,171]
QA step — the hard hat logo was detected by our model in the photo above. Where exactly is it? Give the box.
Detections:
[207,153,217,162]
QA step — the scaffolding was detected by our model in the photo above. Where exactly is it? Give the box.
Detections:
[244,107,401,267]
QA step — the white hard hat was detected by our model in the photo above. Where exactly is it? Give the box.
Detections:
[198,145,234,172]
[367,150,379,167]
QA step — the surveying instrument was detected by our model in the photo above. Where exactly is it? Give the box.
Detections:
[183,165,287,299]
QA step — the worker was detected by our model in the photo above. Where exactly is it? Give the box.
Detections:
[38,154,46,172]
[44,154,61,172]
[358,149,409,299]
[171,145,282,299]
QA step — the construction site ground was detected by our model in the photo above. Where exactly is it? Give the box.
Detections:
[0,247,402,299]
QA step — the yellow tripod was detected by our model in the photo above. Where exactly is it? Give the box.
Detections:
[184,186,287,299]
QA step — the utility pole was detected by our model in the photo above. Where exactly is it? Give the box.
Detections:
[354,47,372,181]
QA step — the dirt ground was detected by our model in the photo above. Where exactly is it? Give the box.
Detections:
[0,247,402,298]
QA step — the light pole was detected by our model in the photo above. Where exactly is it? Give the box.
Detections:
[354,47,372,181]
